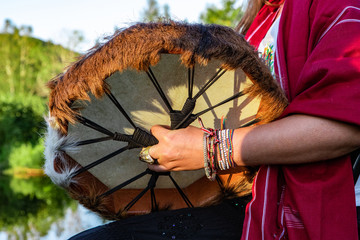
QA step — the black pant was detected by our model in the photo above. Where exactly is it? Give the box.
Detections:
[69,197,249,240]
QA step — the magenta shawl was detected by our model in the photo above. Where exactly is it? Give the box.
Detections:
[241,0,360,239]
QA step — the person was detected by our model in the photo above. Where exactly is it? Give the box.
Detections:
[69,0,360,239]
[146,0,360,239]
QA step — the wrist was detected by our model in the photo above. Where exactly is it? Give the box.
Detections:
[232,126,254,166]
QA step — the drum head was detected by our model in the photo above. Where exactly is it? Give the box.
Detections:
[67,54,259,190]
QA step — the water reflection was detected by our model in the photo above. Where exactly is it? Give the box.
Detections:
[41,204,105,240]
[0,175,106,240]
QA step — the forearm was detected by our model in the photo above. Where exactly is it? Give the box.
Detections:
[148,114,360,172]
[234,114,360,166]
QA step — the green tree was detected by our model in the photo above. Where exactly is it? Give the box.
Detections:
[0,95,46,169]
[141,0,171,22]
[66,29,85,52]
[0,20,78,96]
[0,19,79,170]
[142,0,159,21]
[163,4,170,19]
[20,25,33,36]
[3,19,14,33]
[200,0,244,28]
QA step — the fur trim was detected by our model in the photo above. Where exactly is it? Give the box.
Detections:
[43,116,80,188]
[47,21,288,134]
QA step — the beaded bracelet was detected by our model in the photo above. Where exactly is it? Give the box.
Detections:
[203,133,216,180]
[198,118,235,180]
[216,129,235,170]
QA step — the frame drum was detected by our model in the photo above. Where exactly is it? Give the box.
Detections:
[44,22,287,220]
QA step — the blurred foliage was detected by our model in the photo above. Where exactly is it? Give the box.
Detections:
[8,139,45,169]
[0,19,78,97]
[0,94,46,170]
[141,0,171,22]
[200,0,244,27]
[65,29,85,52]
[0,19,78,170]
[140,0,243,27]
[0,19,79,239]
[0,175,75,238]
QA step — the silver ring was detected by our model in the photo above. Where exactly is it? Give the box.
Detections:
[139,146,156,164]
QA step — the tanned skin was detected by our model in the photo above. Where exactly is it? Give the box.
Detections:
[148,114,360,172]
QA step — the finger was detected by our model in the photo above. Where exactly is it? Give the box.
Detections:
[147,163,169,172]
[148,163,187,172]
[148,144,160,160]
[150,125,170,139]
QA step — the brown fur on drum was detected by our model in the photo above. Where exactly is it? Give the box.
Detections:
[46,21,288,220]
[48,21,287,133]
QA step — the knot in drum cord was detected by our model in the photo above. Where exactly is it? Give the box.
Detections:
[132,128,158,147]
[170,98,197,129]
[113,128,158,149]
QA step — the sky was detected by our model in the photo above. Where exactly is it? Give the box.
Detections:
[0,0,243,53]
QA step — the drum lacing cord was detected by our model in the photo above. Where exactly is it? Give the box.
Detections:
[73,111,259,211]
[94,169,194,213]
[146,67,174,113]
[75,114,158,148]
[169,68,229,129]
[72,145,129,177]
[113,128,158,149]
[170,98,196,129]
[172,90,247,130]
[106,92,136,128]
[72,114,194,211]
[71,90,192,210]
[138,25,250,130]
[73,115,158,178]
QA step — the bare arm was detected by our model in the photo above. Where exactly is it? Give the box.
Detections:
[234,114,360,166]
[148,114,360,172]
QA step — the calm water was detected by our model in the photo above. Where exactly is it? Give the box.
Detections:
[0,175,105,240]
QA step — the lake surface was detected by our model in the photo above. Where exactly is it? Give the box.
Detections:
[0,175,106,240]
